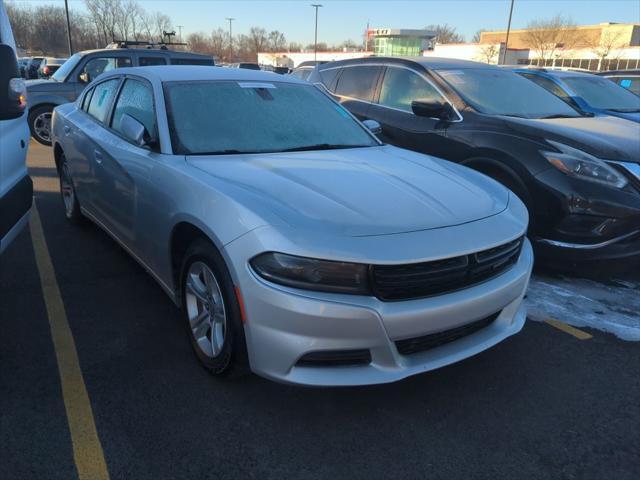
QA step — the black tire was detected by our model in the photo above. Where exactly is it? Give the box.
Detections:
[58,153,84,224]
[28,105,54,146]
[180,239,249,377]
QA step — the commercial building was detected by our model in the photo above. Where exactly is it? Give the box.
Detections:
[367,28,436,56]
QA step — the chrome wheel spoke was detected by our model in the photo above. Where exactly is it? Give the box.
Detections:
[184,261,227,359]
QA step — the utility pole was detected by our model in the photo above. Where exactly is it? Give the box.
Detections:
[64,0,73,55]
[311,4,322,61]
[177,25,184,43]
[501,0,515,65]
[226,17,235,61]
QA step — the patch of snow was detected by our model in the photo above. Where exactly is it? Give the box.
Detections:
[526,273,640,341]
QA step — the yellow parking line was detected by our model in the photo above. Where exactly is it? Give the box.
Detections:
[545,318,593,340]
[29,205,110,480]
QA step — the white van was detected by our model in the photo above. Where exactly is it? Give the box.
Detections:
[0,4,31,254]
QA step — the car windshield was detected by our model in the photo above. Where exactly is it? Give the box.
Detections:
[436,68,582,119]
[51,53,81,82]
[563,76,640,112]
[164,81,378,155]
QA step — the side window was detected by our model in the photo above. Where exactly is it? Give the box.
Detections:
[81,87,95,112]
[111,79,156,139]
[87,78,120,124]
[171,58,214,66]
[319,67,340,90]
[334,66,381,102]
[615,77,640,95]
[82,56,132,81]
[139,57,167,66]
[379,67,445,112]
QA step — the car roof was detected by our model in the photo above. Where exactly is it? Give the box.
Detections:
[97,65,305,84]
[77,47,210,59]
[513,68,597,79]
[318,56,496,70]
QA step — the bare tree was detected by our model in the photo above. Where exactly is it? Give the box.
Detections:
[425,24,464,44]
[268,30,287,52]
[591,29,625,71]
[248,27,269,54]
[522,15,581,64]
[153,12,172,42]
[476,44,500,64]
[472,29,486,43]
[85,0,119,45]
[288,42,303,52]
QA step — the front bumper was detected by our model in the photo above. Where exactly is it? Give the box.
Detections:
[0,175,33,254]
[532,166,640,264]
[232,238,533,386]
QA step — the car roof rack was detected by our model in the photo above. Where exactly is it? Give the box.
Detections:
[106,40,188,50]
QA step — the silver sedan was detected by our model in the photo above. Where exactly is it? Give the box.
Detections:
[51,66,533,386]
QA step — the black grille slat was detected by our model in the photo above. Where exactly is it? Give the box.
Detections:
[395,313,499,356]
[372,237,523,301]
[296,349,372,367]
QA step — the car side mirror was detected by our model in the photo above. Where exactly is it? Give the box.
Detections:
[0,44,27,120]
[120,114,149,147]
[79,71,90,83]
[411,100,455,121]
[362,119,382,135]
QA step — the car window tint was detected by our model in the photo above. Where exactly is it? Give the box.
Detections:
[87,79,120,124]
[379,67,444,112]
[615,77,640,95]
[171,58,214,66]
[111,79,156,138]
[335,66,381,101]
[319,67,340,90]
[139,57,167,66]
[83,56,132,81]
[81,87,94,112]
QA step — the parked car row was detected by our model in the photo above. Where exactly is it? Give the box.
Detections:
[17,41,639,385]
[308,57,640,268]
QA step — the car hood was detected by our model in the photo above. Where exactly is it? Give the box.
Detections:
[188,145,509,237]
[605,110,640,124]
[504,115,640,163]
[26,79,69,92]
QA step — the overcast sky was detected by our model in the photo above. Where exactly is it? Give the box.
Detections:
[15,0,640,45]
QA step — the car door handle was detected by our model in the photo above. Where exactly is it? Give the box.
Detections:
[94,150,103,164]
[63,125,71,135]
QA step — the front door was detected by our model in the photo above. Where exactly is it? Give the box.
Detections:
[366,66,453,159]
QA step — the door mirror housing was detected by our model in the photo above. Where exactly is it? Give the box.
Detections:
[79,71,90,83]
[411,100,455,121]
[0,44,27,120]
[362,119,382,135]
[120,114,149,147]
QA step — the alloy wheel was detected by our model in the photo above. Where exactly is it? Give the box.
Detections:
[33,111,52,143]
[184,261,227,358]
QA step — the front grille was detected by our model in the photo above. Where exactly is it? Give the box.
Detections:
[296,349,372,367]
[395,312,500,356]
[372,237,523,301]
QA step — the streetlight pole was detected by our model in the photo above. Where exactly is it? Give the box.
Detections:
[501,0,515,65]
[311,4,322,61]
[177,25,184,43]
[226,17,235,61]
[64,0,73,55]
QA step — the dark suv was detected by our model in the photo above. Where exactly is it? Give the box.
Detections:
[26,43,214,145]
[309,57,640,267]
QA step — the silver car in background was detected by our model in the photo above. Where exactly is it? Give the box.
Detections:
[51,66,533,386]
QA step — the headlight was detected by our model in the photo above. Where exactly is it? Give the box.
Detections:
[541,140,628,189]
[250,252,371,295]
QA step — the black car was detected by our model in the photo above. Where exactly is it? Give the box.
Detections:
[309,57,640,267]
[597,69,640,96]
[26,42,214,145]
[25,56,43,79]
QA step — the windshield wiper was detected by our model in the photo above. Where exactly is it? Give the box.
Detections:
[538,114,579,119]
[280,144,366,152]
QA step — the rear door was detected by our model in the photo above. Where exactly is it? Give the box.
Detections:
[331,65,383,120]
[366,65,453,159]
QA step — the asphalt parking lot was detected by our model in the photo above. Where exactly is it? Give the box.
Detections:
[1,142,639,480]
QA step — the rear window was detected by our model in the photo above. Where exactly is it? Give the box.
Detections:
[334,66,381,102]
[87,78,120,124]
[171,58,214,66]
[140,57,167,66]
